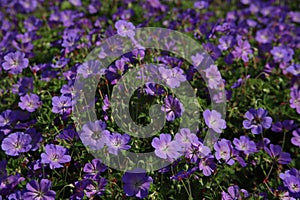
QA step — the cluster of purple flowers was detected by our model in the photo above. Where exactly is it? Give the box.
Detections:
[0,0,299,199]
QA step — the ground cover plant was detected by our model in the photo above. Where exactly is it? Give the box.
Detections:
[0,0,300,199]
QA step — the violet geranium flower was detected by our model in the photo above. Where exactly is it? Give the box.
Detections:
[214,139,235,165]
[203,109,226,133]
[151,133,181,160]
[203,64,222,89]
[115,20,135,38]
[242,108,272,134]
[105,132,131,155]
[1,132,32,156]
[158,66,186,88]
[18,93,42,112]
[122,168,153,199]
[51,95,72,115]
[233,136,257,155]
[2,51,29,74]
[161,95,184,122]
[232,35,253,62]
[23,179,56,200]
[280,168,300,198]
[80,120,109,151]
[83,159,107,179]
[41,144,71,169]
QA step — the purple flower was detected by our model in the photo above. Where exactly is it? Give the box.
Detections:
[8,190,23,200]
[255,29,273,44]
[0,109,15,128]
[203,109,226,133]
[290,88,300,114]
[280,169,300,198]
[161,95,184,121]
[151,133,181,160]
[70,179,91,200]
[243,108,272,134]
[106,57,129,84]
[204,64,222,89]
[214,139,235,165]
[18,93,42,112]
[105,132,131,155]
[12,77,33,96]
[231,75,250,89]
[1,132,32,156]
[174,128,198,152]
[51,95,72,115]
[158,66,186,88]
[194,1,209,9]
[289,11,300,23]
[185,140,211,163]
[24,16,42,32]
[122,168,153,199]
[2,51,29,74]
[291,128,300,147]
[221,185,249,200]
[80,120,109,150]
[203,42,221,60]
[271,120,297,133]
[218,35,234,51]
[270,46,294,63]
[85,177,107,198]
[51,57,70,69]
[286,64,300,76]
[265,144,291,164]
[232,35,253,62]
[199,155,216,176]
[233,136,257,155]
[77,60,105,78]
[57,126,79,142]
[41,144,71,169]
[144,82,165,96]
[115,20,135,37]
[0,174,25,196]
[191,52,204,67]
[23,179,56,200]
[83,159,107,179]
